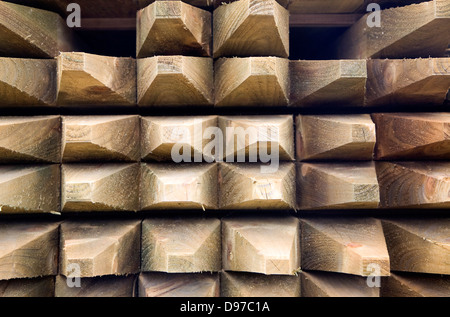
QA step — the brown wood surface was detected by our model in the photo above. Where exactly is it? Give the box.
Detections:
[0,58,57,106]
[0,165,60,214]
[301,217,390,276]
[218,115,295,162]
[0,1,80,58]
[140,163,218,210]
[137,1,211,57]
[222,217,300,275]
[297,162,380,209]
[372,113,450,160]
[376,161,450,208]
[288,0,364,13]
[0,116,61,163]
[289,13,363,27]
[139,272,220,297]
[139,0,214,11]
[137,56,213,107]
[215,57,289,107]
[382,218,450,274]
[141,116,218,162]
[219,163,296,210]
[57,52,136,106]
[141,218,221,273]
[296,114,375,161]
[0,277,54,297]
[289,59,367,108]
[13,0,213,17]
[62,115,140,162]
[0,222,59,280]
[7,0,139,18]
[60,220,141,278]
[302,271,380,297]
[213,0,289,58]
[366,58,450,107]
[336,0,450,59]
[221,271,301,297]
[55,275,136,297]
[382,272,450,297]
[61,164,140,212]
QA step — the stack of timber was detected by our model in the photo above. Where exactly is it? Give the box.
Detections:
[296,114,379,210]
[292,0,449,297]
[213,0,290,107]
[0,2,63,296]
[217,0,294,293]
[289,0,450,109]
[373,113,450,209]
[58,115,141,296]
[60,116,140,213]
[0,0,448,298]
[137,1,213,107]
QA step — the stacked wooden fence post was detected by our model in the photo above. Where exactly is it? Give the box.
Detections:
[0,0,448,298]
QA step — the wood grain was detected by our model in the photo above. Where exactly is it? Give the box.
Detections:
[141,116,218,162]
[288,0,364,13]
[219,163,296,210]
[221,271,301,297]
[137,1,211,57]
[366,58,450,107]
[142,218,221,273]
[213,0,289,58]
[62,115,140,162]
[0,116,61,163]
[297,162,380,209]
[289,13,363,27]
[219,115,294,162]
[55,275,136,297]
[138,272,220,297]
[376,161,450,208]
[382,272,450,297]
[222,217,300,275]
[0,165,60,214]
[382,218,450,274]
[302,271,380,297]
[372,113,450,160]
[0,222,59,280]
[61,164,140,212]
[0,58,57,106]
[215,57,289,107]
[141,163,218,210]
[137,56,213,106]
[8,0,141,18]
[301,217,390,276]
[296,114,375,161]
[289,59,367,108]
[60,220,141,278]
[140,0,214,12]
[337,0,450,59]
[57,52,136,106]
[0,277,54,297]
[0,1,79,58]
